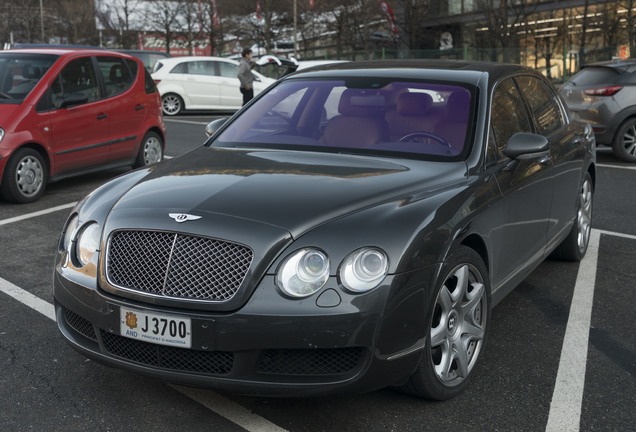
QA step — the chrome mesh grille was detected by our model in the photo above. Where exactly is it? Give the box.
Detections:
[106,230,253,302]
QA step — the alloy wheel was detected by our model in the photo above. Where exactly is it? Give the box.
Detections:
[430,263,487,386]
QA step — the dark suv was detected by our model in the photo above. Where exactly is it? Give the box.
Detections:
[560,58,636,162]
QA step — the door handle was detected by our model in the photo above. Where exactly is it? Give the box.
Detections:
[134,104,145,111]
[96,113,108,120]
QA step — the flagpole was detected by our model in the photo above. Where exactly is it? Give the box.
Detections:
[293,0,297,58]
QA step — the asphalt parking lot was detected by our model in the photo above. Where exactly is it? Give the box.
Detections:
[1,116,634,431]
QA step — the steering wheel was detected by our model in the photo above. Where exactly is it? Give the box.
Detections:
[398,132,451,148]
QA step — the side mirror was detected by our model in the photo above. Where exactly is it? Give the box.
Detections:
[504,132,550,160]
[205,118,228,137]
[60,92,89,109]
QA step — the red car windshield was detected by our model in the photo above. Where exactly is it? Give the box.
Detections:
[215,78,473,159]
[0,53,58,103]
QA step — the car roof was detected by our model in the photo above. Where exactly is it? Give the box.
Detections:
[580,58,636,73]
[157,56,238,64]
[286,59,536,88]
[4,47,134,58]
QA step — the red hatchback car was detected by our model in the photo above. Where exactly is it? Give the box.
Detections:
[0,48,166,203]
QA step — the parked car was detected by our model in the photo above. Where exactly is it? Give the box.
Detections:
[116,49,170,72]
[54,60,595,400]
[151,56,275,115]
[0,48,166,203]
[560,58,636,162]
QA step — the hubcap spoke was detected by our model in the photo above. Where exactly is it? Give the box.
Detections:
[431,263,487,386]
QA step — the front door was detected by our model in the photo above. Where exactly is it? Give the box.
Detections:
[46,56,110,174]
[486,78,554,292]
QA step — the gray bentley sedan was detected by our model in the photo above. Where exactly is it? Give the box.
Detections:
[54,60,595,400]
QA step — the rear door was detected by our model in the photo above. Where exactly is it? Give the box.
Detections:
[179,60,221,109]
[216,60,242,109]
[515,75,586,241]
[96,55,146,161]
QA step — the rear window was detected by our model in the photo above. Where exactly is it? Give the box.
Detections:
[214,78,474,160]
[570,67,619,85]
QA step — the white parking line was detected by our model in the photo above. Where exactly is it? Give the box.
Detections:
[545,230,600,432]
[0,202,76,226]
[597,163,636,171]
[164,119,211,125]
[172,385,288,432]
[0,276,56,320]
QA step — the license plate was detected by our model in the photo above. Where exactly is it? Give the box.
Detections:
[120,307,192,349]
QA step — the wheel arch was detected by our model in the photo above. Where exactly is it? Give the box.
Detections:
[610,111,636,143]
[4,142,51,179]
[459,233,490,277]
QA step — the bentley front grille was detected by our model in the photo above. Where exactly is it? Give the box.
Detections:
[106,230,253,302]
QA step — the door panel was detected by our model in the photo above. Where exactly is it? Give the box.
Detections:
[514,75,585,239]
[181,60,220,108]
[47,56,110,174]
[97,56,145,161]
[486,78,553,291]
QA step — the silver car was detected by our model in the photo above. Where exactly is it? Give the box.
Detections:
[560,58,636,162]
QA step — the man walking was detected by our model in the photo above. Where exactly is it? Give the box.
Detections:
[238,48,254,106]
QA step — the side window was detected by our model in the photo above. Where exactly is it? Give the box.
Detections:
[144,68,157,94]
[97,56,134,97]
[50,57,100,109]
[515,75,565,136]
[490,78,532,159]
[188,61,215,76]
[486,125,499,166]
[170,62,188,74]
[218,62,238,78]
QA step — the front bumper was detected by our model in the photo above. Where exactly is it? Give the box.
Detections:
[54,264,436,396]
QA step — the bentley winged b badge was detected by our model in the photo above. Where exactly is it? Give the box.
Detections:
[169,213,202,223]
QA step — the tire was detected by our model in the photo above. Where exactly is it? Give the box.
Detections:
[400,246,491,400]
[612,118,636,162]
[161,93,184,116]
[552,172,593,261]
[1,148,47,204]
[134,131,164,168]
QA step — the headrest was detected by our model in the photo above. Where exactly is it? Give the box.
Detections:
[109,64,126,82]
[396,92,433,116]
[22,65,42,79]
[446,91,471,118]
[338,89,386,116]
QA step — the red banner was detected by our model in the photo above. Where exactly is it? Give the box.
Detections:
[380,1,398,39]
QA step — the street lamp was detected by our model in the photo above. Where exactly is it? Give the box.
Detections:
[293,0,297,57]
[39,0,45,42]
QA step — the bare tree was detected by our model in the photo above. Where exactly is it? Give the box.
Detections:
[96,0,144,48]
[50,0,100,45]
[527,8,567,81]
[393,0,431,51]
[2,0,45,44]
[617,0,636,57]
[146,0,184,55]
[474,0,537,63]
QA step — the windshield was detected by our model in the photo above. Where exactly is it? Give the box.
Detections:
[0,53,58,103]
[213,78,474,159]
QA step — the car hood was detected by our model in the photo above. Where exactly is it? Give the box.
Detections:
[109,146,467,238]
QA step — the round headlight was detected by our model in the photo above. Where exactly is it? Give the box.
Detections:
[62,214,79,251]
[340,248,389,292]
[276,248,330,298]
[75,222,100,267]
